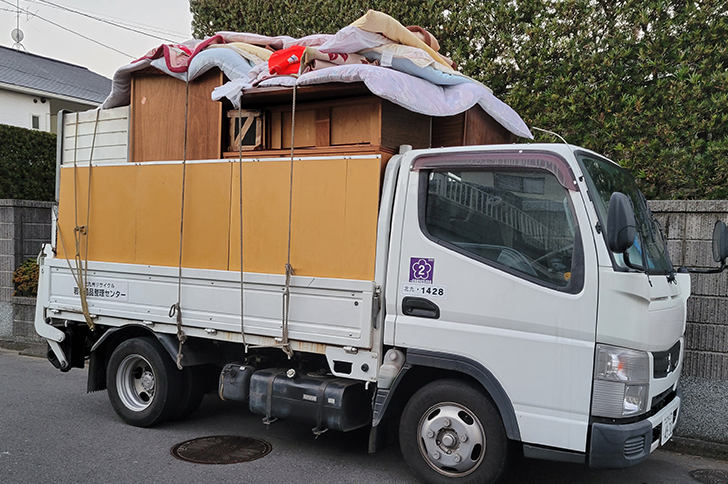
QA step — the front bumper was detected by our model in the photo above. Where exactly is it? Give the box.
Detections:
[589,389,680,469]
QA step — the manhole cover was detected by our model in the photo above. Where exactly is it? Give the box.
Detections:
[690,469,728,484]
[171,435,272,464]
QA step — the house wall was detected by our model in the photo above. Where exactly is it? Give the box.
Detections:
[0,89,51,131]
[0,89,99,134]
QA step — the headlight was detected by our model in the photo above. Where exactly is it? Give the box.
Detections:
[592,344,650,418]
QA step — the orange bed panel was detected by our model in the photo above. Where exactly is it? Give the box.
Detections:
[57,157,381,281]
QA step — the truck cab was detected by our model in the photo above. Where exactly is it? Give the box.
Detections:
[382,144,686,481]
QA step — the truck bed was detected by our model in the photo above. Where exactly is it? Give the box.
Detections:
[39,257,377,352]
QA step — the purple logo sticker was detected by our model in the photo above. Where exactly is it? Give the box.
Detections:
[409,258,434,284]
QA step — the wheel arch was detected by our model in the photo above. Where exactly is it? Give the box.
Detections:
[87,325,163,392]
[88,324,233,392]
[374,349,521,442]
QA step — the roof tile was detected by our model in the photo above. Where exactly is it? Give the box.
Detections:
[0,45,111,103]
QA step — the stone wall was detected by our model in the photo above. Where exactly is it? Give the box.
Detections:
[11,296,39,342]
[650,200,728,445]
[0,200,52,341]
[650,200,728,380]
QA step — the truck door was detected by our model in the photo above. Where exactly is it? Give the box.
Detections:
[391,149,599,452]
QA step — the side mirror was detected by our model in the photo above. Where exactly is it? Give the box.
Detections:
[713,220,728,263]
[684,220,728,274]
[606,192,636,254]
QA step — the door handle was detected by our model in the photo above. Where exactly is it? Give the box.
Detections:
[402,297,440,319]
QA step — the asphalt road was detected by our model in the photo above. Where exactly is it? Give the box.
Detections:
[2,347,728,484]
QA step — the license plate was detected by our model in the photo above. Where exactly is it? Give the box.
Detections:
[661,411,674,445]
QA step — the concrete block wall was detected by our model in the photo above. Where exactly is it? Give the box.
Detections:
[650,200,728,380]
[11,296,40,341]
[0,200,52,341]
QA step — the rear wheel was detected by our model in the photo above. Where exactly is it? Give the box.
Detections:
[400,380,509,484]
[107,337,182,427]
[171,365,206,420]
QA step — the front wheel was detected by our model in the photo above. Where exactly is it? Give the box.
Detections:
[106,337,182,427]
[400,380,509,484]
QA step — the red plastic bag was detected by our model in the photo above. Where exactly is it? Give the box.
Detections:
[268,45,306,75]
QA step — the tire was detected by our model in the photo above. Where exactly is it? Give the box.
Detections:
[400,380,509,484]
[170,365,206,421]
[106,337,183,427]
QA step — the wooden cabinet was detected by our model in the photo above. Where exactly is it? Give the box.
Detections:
[130,68,224,162]
[265,96,431,152]
[128,73,516,163]
[432,105,516,147]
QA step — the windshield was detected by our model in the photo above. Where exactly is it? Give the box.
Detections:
[577,153,673,275]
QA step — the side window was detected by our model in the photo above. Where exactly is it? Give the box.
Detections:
[424,169,578,288]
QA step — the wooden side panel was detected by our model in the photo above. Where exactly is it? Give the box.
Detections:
[431,106,519,147]
[463,105,518,145]
[290,159,348,277]
[131,75,186,162]
[315,108,330,147]
[229,157,380,280]
[57,167,89,260]
[270,97,382,150]
[269,111,282,149]
[342,158,382,280]
[330,103,373,145]
[86,166,137,263]
[131,69,223,162]
[181,163,232,270]
[186,69,224,160]
[370,100,382,146]
[59,163,232,269]
[135,164,184,266]
[381,100,431,150]
[58,157,380,280]
[281,109,317,148]
[229,161,296,274]
[56,166,136,262]
[431,112,465,148]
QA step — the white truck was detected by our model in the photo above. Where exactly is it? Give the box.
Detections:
[35,100,728,484]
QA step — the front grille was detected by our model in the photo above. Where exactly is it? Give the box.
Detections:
[624,435,645,457]
[651,387,676,411]
[653,340,681,379]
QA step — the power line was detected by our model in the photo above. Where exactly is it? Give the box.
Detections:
[0,0,133,58]
[31,0,180,43]
[25,0,190,38]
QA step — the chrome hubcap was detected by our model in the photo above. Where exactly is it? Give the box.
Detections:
[116,354,156,412]
[418,402,485,477]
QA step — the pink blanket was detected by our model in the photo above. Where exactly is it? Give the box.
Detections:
[133,35,226,73]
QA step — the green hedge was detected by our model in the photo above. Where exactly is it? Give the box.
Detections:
[0,124,56,201]
[190,0,727,199]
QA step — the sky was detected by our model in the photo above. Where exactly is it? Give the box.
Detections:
[0,0,193,79]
